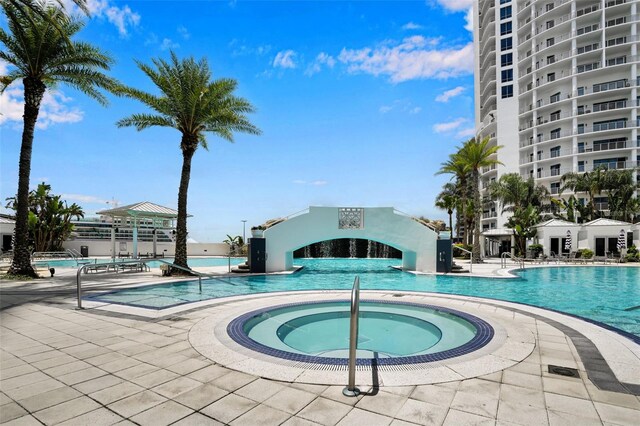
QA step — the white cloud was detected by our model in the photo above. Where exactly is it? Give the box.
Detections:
[305,52,336,76]
[379,105,393,114]
[177,26,190,40]
[273,50,297,69]
[293,179,327,186]
[433,117,466,133]
[338,36,473,82]
[464,8,473,32]
[432,0,473,12]
[457,127,476,138]
[229,39,272,57]
[378,99,421,115]
[409,107,422,114]
[436,86,465,102]
[402,22,423,30]
[0,84,83,130]
[61,194,109,204]
[160,38,179,51]
[87,0,140,36]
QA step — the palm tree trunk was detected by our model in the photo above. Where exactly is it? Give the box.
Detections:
[9,77,45,277]
[173,139,196,272]
[448,209,453,235]
[472,169,483,263]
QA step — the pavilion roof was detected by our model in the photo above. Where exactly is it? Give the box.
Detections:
[96,201,187,219]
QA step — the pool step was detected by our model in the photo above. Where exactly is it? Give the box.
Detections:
[231,262,250,273]
[450,263,469,274]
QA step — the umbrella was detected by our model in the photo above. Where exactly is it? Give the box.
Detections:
[564,230,572,251]
[617,229,626,251]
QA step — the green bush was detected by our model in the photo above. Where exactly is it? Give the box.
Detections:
[453,243,472,259]
[578,248,594,259]
[528,244,544,257]
[625,245,639,262]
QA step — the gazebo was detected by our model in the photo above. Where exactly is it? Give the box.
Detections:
[96,202,183,258]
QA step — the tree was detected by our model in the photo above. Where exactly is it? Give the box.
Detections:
[6,183,84,252]
[435,183,457,234]
[561,167,607,222]
[116,52,261,272]
[223,234,244,255]
[0,3,116,277]
[506,205,540,257]
[436,153,471,243]
[602,169,639,222]
[489,173,550,214]
[457,137,503,262]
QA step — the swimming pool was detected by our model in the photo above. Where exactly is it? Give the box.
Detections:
[229,300,489,365]
[35,257,246,268]
[87,258,640,337]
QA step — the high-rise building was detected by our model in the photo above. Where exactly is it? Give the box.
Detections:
[474,0,638,253]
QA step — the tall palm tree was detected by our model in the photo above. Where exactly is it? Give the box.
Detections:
[435,182,457,236]
[436,152,470,242]
[489,173,550,214]
[0,3,116,277]
[116,52,261,272]
[561,167,607,221]
[457,137,503,262]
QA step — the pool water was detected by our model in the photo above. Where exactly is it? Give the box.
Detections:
[243,301,477,358]
[35,257,245,268]
[87,258,640,337]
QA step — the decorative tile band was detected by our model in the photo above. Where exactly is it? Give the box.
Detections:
[226,299,495,367]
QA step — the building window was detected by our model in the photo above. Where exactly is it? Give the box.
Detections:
[577,86,585,96]
[593,79,627,93]
[577,62,600,73]
[545,3,554,12]
[578,161,585,172]
[593,118,627,131]
[577,43,600,54]
[500,38,513,51]
[547,72,556,82]
[550,128,561,139]
[500,6,512,20]
[550,164,561,176]
[577,24,599,35]
[593,99,627,112]
[501,85,513,98]
[606,37,627,47]
[546,20,554,29]
[546,38,555,47]
[500,22,512,35]
[606,56,627,66]
[550,110,561,121]
[606,17,626,27]
[550,146,561,158]
[550,182,560,194]
[501,53,513,66]
[550,92,561,103]
[500,0,511,4]
[594,157,627,170]
[594,138,627,151]
[577,123,586,134]
[501,69,513,83]
[578,142,585,153]
[546,55,555,64]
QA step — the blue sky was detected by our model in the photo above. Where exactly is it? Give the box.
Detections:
[0,0,475,242]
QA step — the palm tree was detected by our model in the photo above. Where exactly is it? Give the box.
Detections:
[603,170,638,221]
[0,3,116,277]
[116,52,261,272]
[457,137,503,262]
[436,153,470,242]
[435,183,457,235]
[489,173,550,214]
[561,166,607,221]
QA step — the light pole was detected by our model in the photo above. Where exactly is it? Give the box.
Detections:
[241,220,247,244]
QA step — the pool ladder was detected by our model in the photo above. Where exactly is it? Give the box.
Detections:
[343,276,361,397]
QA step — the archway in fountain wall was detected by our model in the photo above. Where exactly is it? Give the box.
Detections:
[263,206,438,273]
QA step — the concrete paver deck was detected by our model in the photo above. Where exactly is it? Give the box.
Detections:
[1,260,639,425]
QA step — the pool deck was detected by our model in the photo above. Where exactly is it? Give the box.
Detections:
[1,260,639,425]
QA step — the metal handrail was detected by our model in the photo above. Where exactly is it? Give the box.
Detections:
[501,252,525,269]
[343,276,361,397]
[77,259,151,309]
[154,260,205,292]
[455,246,473,273]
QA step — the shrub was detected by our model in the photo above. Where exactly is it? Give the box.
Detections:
[578,248,593,259]
[529,244,544,257]
[453,243,472,259]
[625,245,639,262]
